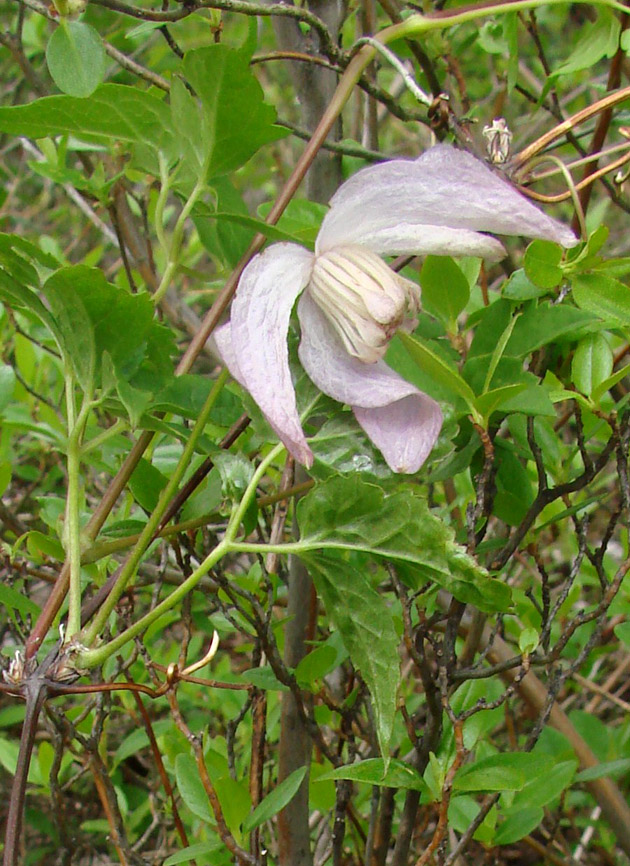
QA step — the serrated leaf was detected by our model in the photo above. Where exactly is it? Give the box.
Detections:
[180,45,286,180]
[552,9,620,78]
[242,767,307,833]
[303,553,399,757]
[46,21,106,98]
[297,477,511,613]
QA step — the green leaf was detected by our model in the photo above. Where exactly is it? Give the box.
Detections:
[475,384,527,422]
[180,45,286,180]
[46,21,106,98]
[519,627,539,654]
[163,842,223,865]
[572,273,630,325]
[241,666,289,691]
[523,239,563,289]
[303,553,399,757]
[502,269,547,301]
[298,477,511,613]
[506,302,597,356]
[453,753,547,793]
[242,767,307,833]
[511,760,577,809]
[295,645,339,687]
[0,268,62,346]
[399,331,477,415]
[0,365,16,413]
[571,333,613,397]
[319,758,428,792]
[128,457,168,512]
[576,758,630,782]
[591,363,630,403]
[175,753,213,822]
[0,85,172,155]
[494,806,543,844]
[41,268,96,392]
[481,312,521,393]
[420,256,470,326]
[552,9,620,78]
[0,583,41,618]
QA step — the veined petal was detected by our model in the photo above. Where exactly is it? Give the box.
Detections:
[334,222,507,261]
[297,292,419,408]
[354,396,442,474]
[316,143,577,255]
[213,321,246,387]
[231,242,315,467]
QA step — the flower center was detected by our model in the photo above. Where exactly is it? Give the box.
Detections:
[309,245,421,363]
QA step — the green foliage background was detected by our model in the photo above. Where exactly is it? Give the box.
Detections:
[1,0,630,863]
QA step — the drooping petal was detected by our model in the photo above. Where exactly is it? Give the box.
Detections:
[297,294,442,473]
[354,396,442,474]
[213,321,246,387]
[330,222,507,261]
[297,293,418,407]
[316,143,577,255]
[230,242,315,466]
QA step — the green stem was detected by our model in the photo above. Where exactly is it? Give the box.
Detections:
[81,419,127,456]
[65,380,94,642]
[78,440,285,667]
[224,443,286,544]
[153,177,206,305]
[76,539,230,669]
[81,369,229,646]
[390,0,629,42]
[154,153,171,257]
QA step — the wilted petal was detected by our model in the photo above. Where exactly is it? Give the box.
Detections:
[354,395,442,474]
[298,293,418,407]
[317,143,577,254]
[231,242,315,466]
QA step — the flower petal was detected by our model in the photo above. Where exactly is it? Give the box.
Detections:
[316,143,577,255]
[297,292,418,407]
[354,396,442,474]
[231,242,315,466]
[297,294,442,472]
[336,223,507,261]
[213,321,246,387]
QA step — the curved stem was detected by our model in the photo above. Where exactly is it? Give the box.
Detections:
[81,369,229,646]
[65,381,94,642]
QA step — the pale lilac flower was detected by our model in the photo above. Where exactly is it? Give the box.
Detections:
[215,144,577,474]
